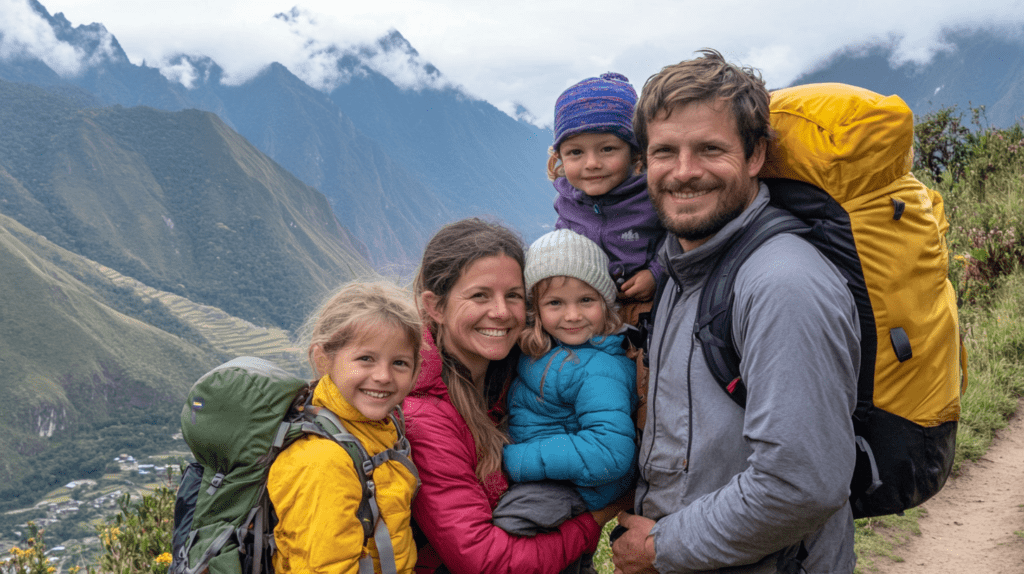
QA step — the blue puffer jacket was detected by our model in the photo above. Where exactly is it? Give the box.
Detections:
[504,333,638,510]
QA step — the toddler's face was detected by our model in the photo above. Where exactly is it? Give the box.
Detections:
[559,133,633,197]
[537,276,607,346]
[324,324,417,420]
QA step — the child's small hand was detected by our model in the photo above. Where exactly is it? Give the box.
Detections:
[619,270,655,301]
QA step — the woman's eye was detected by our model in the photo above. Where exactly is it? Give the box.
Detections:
[357,355,373,362]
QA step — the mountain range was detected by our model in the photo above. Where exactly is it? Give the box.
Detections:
[1,0,556,271]
[789,27,1024,128]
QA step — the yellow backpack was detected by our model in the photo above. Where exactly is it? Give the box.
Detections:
[687,83,967,518]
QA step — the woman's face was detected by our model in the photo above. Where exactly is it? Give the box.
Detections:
[424,254,526,382]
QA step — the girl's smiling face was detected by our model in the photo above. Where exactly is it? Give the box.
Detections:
[318,322,418,420]
[558,132,634,197]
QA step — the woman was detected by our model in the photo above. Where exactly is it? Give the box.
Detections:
[404,218,621,574]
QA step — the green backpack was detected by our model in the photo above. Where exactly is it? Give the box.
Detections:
[170,356,417,574]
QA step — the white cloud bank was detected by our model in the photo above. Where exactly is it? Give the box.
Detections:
[7,0,1024,126]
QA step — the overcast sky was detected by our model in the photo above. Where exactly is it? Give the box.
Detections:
[5,0,1024,126]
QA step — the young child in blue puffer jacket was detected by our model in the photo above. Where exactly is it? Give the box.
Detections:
[493,229,637,545]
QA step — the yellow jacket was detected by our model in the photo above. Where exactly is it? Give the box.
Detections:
[268,375,417,574]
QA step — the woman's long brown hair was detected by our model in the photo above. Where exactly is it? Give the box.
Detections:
[414,218,526,481]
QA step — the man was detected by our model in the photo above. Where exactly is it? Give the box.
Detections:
[611,50,861,573]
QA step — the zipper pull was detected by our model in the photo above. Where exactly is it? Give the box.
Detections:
[593,204,601,215]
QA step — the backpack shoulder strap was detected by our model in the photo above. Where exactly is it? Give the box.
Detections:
[694,205,809,408]
[300,404,416,574]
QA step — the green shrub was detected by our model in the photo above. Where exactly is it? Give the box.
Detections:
[88,488,174,574]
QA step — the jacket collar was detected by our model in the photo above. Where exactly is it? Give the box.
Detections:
[410,328,448,400]
[313,373,371,422]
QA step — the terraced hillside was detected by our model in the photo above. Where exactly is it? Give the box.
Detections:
[90,262,308,376]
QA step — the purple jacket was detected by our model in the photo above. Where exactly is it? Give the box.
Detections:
[554,173,666,287]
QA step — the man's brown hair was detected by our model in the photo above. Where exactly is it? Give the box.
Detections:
[634,48,772,167]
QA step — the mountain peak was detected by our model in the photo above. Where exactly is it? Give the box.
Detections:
[1,0,128,77]
[377,29,418,57]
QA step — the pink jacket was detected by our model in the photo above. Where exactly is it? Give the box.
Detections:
[403,331,601,574]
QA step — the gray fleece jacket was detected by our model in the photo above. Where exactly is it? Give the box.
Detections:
[636,183,861,573]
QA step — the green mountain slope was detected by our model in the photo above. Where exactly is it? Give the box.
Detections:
[0,79,373,331]
[0,211,217,494]
[0,79,376,507]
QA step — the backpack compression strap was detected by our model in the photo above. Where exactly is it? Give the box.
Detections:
[694,205,810,408]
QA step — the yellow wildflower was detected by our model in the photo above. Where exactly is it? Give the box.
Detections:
[156,552,173,565]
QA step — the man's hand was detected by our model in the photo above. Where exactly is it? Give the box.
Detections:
[611,512,658,574]
[620,269,656,301]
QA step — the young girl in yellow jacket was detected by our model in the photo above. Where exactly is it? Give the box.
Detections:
[268,281,422,574]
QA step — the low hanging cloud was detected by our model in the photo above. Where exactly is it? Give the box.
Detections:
[9,0,1024,128]
[0,0,85,75]
[271,7,453,94]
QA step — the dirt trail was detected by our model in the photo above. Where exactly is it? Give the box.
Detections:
[868,399,1024,573]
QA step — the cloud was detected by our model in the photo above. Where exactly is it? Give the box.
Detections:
[22,0,1024,127]
[270,9,453,93]
[0,0,84,75]
[157,57,199,88]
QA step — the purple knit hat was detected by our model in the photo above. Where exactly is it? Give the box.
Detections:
[553,72,639,152]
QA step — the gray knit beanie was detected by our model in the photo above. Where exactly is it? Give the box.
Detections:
[524,229,617,307]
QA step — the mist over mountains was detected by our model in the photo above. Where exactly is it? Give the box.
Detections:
[790,27,1024,128]
[2,0,555,271]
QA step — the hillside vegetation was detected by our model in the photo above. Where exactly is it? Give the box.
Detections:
[0,210,217,506]
[0,79,372,332]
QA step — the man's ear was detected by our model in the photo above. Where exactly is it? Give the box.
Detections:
[747,138,767,177]
[421,291,444,324]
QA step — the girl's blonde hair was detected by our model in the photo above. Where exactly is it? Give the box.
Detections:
[303,281,423,380]
[414,218,525,481]
[545,141,643,182]
[519,275,623,358]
